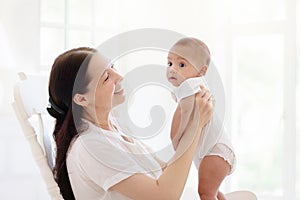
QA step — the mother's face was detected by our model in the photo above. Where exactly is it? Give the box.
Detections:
[76,52,125,116]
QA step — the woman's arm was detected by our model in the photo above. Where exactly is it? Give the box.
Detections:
[170,105,182,148]
[111,87,213,200]
[143,143,167,171]
[170,95,194,149]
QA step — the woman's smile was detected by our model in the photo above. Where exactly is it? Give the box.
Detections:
[114,88,124,95]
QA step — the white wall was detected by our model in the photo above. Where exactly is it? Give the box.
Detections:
[0,0,50,199]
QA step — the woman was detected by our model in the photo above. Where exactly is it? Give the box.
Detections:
[47,47,214,200]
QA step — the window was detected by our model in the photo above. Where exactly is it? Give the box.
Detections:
[232,35,284,196]
[230,0,299,199]
[231,0,286,24]
[40,0,120,69]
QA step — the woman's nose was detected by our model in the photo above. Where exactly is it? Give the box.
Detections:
[117,74,123,82]
[112,69,123,82]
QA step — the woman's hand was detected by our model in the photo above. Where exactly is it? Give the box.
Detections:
[190,85,214,129]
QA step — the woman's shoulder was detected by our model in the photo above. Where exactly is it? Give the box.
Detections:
[69,128,124,165]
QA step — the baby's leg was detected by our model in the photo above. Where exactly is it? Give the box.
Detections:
[198,155,230,200]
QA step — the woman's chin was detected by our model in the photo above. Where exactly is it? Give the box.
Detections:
[112,95,126,107]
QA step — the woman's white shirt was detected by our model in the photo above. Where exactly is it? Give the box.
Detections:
[67,120,162,200]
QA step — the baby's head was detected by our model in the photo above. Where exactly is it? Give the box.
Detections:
[166,37,210,87]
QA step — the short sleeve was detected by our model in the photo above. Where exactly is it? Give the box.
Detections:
[76,135,144,191]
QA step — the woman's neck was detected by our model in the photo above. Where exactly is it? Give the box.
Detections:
[95,119,112,130]
[96,112,114,130]
[83,111,115,131]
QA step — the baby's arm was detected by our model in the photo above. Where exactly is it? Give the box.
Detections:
[170,95,195,150]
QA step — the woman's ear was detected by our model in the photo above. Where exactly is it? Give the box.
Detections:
[199,66,208,76]
[73,94,88,107]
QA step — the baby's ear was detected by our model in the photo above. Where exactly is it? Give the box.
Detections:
[199,66,208,76]
[73,93,88,107]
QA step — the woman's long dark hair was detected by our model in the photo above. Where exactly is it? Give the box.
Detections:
[47,47,96,199]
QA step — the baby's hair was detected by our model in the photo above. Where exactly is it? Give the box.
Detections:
[173,37,211,66]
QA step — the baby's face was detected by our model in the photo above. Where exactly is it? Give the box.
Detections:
[166,52,200,87]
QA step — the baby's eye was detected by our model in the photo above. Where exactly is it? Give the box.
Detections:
[179,63,185,68]
[167,61,172,67]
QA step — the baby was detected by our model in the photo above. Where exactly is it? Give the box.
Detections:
[166,37,236,200]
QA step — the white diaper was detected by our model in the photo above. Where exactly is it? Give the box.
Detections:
[193,127,236,175]
[207,143,236,174]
